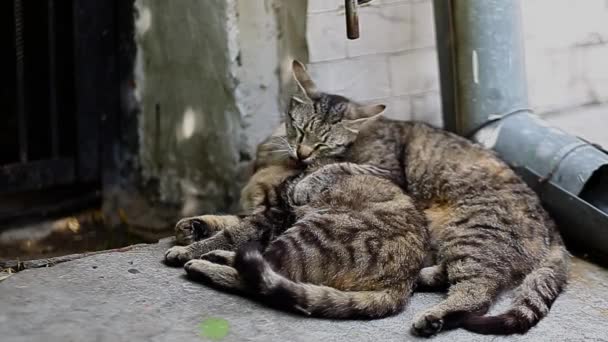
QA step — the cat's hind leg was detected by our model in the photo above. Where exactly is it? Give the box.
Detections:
[411,267,500,337]
[184,259,244,291]
[416,265,448,292]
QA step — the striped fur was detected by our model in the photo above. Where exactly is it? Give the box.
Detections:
[168,61,430,318]
[233,242,413,318]
[235,61,569,336]
[170,60,569,334]
[178,173,428,319]
[402,123,570,336]
[461,242,569,334]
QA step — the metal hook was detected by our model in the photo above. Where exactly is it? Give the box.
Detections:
[345,0,359,39]
[345,0,373,40]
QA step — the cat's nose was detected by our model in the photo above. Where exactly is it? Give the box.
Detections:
[296,145,314,160]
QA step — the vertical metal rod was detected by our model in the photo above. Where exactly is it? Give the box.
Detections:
[433,0,529,136]
[345,0,360,40]
[14,0,28,163]
[48,0,59,158]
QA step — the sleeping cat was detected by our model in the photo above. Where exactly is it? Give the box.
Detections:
[172,61,569,336]
[167,133,429,319]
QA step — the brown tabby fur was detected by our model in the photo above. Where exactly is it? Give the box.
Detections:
[166,97,429,318]
[180,172,428,318]
[167,61,569,336]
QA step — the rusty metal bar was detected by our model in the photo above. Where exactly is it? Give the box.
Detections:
[13,0,28,163]
[0,158,75,194]
[345,0,359,40]
[48,0,59,158]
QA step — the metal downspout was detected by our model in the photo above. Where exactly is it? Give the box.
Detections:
[433,0,608,259]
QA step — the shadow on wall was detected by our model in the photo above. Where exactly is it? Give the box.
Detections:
[103,0,309,241]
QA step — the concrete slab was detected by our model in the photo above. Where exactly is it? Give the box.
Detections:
[1,239,607,342]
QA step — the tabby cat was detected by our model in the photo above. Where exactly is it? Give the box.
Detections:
[166,111,429,318]
[202,61,568,336]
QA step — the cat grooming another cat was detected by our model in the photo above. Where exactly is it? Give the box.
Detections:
[166,60,569,337]
[168,139,429,319]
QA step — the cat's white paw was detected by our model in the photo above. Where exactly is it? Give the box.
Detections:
[292,185,310,206]
[201,250,236,266]
[292,178,318,205]
[164,246,194,266]
[184,259,209,274]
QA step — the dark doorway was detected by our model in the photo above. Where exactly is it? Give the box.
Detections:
[1,0,120,223]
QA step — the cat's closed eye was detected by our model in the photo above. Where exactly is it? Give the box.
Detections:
[333,102,348,114]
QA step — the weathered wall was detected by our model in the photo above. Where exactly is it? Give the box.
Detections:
[234,0,281,151]
[305,0,608,124]
[276,0,310,109]
[105,0,607,238]
[233,0,309,152]
[106,0,307,238]
[523,0,608,113]
[105,0,607,237]
[134,0,243,214]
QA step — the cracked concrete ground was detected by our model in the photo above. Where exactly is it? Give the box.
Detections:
[1,239,607,342]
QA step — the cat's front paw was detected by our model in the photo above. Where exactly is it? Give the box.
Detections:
[292,178,321,205]
[164,246,194,266]
[174,216,221,245]
[292,183,312,206]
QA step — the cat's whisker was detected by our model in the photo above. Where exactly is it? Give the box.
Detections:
[266,140,288,147]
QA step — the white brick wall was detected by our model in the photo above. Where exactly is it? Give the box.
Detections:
[346,4,412,57]
[307,0,441,124]
[305,0,608,127]
[307,56,392,101]
[522,0,608,112]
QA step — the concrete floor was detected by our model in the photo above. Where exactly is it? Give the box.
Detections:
[1,105,607,342]
[1,238,607,342]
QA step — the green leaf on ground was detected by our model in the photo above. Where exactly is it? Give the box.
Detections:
[198,317,230,340]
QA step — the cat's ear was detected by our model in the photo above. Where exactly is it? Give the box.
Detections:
[352,104,386,119]
[342,107,384,133]
[290,96,308,107]
[288,96,309,115]
[292,60,320,100]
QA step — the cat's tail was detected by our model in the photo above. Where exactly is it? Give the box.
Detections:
[234,243,410,319]
[461,241,569,335]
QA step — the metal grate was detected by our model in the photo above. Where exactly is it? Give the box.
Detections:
[1,0,121,223]
[2,0,80,194]
[1,0,115,197]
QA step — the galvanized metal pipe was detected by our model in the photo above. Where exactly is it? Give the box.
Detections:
[474,113,608,258]
[433,0,608,258]
[433,0,529,136]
